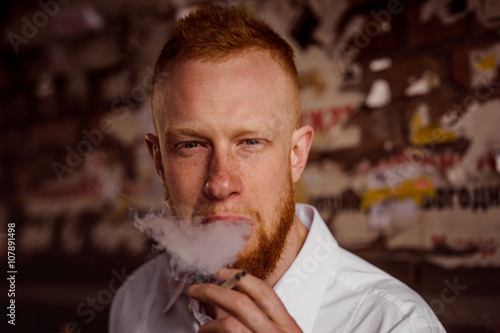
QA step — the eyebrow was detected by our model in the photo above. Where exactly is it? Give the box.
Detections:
[164,127,279,142]
[164,128,205,148]
[165,128,202,138]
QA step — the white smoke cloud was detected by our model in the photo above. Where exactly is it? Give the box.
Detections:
[130,204,252,283]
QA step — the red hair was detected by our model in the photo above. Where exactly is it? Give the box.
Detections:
[152,5,300,130]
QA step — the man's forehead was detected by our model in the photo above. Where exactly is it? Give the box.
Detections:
[154,54,293,129]
[160,95,289,135]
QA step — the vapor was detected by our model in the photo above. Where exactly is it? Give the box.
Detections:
[130,204,252,284]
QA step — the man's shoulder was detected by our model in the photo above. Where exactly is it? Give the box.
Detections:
[325,247,445,332]
[109,253,170,332]
[118,253,167,294]
[332,247,409,289]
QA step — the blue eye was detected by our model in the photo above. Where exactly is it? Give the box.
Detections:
[245,139,260,145]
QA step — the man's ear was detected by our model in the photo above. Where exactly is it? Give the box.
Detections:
[145,133,165,185]
[290,125,314,182]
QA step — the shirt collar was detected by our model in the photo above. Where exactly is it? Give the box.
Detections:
[162,279,188,314]
[161,274,212,328]
[160,255,190,314]
[274,204,339,333]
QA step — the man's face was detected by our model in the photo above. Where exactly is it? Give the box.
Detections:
[152,51,298,280]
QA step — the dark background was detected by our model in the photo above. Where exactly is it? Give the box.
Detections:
[1,0,500,332]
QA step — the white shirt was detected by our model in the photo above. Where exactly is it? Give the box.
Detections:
[109,204,446,332]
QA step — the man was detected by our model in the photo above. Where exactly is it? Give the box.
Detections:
[110,6,445,333]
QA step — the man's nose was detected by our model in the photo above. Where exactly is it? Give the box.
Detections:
[203,151,242,200]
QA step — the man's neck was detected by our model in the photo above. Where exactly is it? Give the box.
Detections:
[265,215,309,287]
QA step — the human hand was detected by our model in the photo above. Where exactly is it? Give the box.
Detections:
[188,268,302,333]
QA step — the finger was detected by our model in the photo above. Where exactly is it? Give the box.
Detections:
[213,304,231,319]
[189,282,276,332]
[198,316,252,333]
[217,268,299,329]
